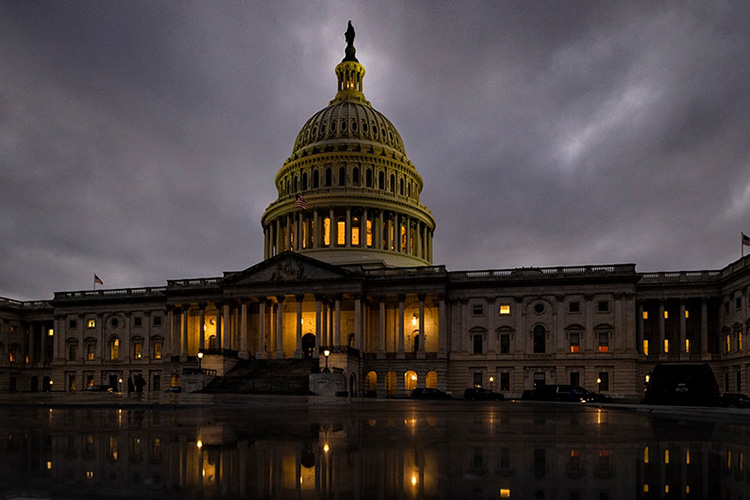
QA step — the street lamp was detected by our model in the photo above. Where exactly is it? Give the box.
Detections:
[596,377,602,393]
[323,349,330,373]
[489,376,495,392]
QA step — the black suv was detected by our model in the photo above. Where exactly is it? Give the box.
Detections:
[643,363,719,406]
[463,388,504,401]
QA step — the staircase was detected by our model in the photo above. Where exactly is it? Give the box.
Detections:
[201,358,316,395]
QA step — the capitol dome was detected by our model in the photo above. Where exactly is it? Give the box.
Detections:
[261,23,435,268]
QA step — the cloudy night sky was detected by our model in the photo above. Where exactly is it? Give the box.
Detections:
[1,2,749,301]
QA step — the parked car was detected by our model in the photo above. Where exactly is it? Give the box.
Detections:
[643,363,720,406]
[411,388,451,400]
[463,388,504,401]
[718,393,750,408]
[84,385,113,392]
[522,384,608,403]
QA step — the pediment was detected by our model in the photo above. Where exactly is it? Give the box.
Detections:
[223,252,359,287]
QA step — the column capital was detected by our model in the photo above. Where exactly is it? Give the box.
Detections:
[417,293,427,302]
[275,295,286,303]
[295,293,305,302]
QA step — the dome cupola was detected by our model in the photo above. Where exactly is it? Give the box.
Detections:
[261,22,435,268]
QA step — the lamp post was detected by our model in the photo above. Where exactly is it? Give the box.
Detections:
[489,376,495,392]
[197,351,205,389]
[596,377,602,394]
[323,349,330,373]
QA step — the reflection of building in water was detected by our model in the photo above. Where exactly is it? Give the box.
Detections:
[2,23,750,400]
[2,408,749,498]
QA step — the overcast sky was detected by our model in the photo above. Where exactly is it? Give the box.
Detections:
[2,1,749,300]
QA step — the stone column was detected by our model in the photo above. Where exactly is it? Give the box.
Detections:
[53,315,62,361]
[315,295,322,357]
[438,296,447,357]
[198,304,206,352]
[417,294,426,357]
[294,294,304,359]
[461,299,470,354]
[354,295,362,350]
[256,299,267,359]
[700,298,709,358]
[182,307,189,357]
[658,300,666,356]
[321,299,329,347]
[240,300,248,359]
[397,295,405,358]
[329,208,335,246]
[679,299,687,359]
[376,299,386,356]
[28,321,36,366]
[223,304,231,351]
[172,308,181,358]
[334,295,342,346]
[166,306,173,357]
[346,208,351,247]
[215,305,223,351]
[488,296,498,354]
[275,296,285,358]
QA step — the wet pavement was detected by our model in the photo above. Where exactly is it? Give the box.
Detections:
[0,399,748,499]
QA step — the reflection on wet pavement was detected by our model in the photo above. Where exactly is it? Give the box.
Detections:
[0,401,748,499]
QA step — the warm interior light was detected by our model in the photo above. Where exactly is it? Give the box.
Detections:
[323,444,329,453]
[196,440,203,449]
[411,315,418,327]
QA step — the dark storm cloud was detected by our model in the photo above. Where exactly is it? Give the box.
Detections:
[1,1,749,300]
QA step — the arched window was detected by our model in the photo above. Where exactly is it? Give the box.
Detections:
[110,337,120,360]
[313,169,320,188]
[405,371,418,392]
[338,166,346,186]
[293,175,298,192]
[378,171,385,190]
[366,168,373,187]
[399,178,404,195]
[352,217,360,246]
[302,172,308,190]
[533,325,546,354]
[385,371,397,397]
[352,166,360,186]
[365,371,377,397]
[323,217,331,246]
[325,168,332,187]
[389,174,395,192]
[407,182,411,197]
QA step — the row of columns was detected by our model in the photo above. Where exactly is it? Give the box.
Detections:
[167,294,445,360]
[637,298,710,358]
[265,207,433,262]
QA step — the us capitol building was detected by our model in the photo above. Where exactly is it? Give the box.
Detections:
[1,26,749,401]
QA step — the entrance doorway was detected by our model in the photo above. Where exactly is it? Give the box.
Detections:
[302,333,316,358]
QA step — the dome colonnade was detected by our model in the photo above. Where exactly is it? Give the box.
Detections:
[261,23,435,268]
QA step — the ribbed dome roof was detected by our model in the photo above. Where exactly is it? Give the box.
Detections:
[292,100,406,155]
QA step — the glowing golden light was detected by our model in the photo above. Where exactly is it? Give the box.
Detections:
[663,339,669,353]
[411,315,418,327]
[411,473,418,487]
[664,449,670,464]
[664,311,669,319]
[500,489,511,498]
[196,440,203,449]
[323,444,329,453]
[46,461,52,470]
[643,340,649,355]
[500,304,511,315]
[644,446,649,464]
[642,311,648,320]
[86,470,94,479]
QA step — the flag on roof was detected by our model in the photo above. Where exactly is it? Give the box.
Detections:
[295,194,308,209]
[94,274,103,286]
[743,232,750,247]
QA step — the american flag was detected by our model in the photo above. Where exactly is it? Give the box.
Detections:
[743,232,750,247]
[295,194,308,209]
[94,274,103,286]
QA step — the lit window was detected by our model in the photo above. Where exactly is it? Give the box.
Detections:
[323,217,331,246]
[664,339,669,353]
[500,489,510,498]
[352,217,360,246]
[739,332,743,351]
[366,220,373,247]
[134,342,142,360]
[727,335,731,353]
[337,219,345,245]
[685,339,690,353]
[153,341,162,360]
[499,304,511,315]
[87,344,95,361]
[663,310,669,319]
[664,449,670,464]
[685,310,689,319]
[110,338,120,360]
[643,340,649,356]
[686,449,690,465]
[87,319,96,329]
[644,446,649,464]
[569,332,580,353]
[642,311,648,320]
[598,332,609,353]
[47,328,54,337]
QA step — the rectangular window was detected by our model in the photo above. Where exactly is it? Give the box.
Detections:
[110,339,119,360]
[598,332,609,353]
[366,220,373,247]
[664,339,669,353]
[472,304,484,315]
[737,297,743,310]
[500,372,510,391]
[153,374,161,392]
[87,344,95,361]
[570,332,580,353]
[643,339,649,356]
[533,327,545,353]
[499,304,511,315]
[500,334,510,354]
[569,302,580,313]
[739,332,743,351]
[685,338,690,354]
[153,341,162,360]
[87,319,96,329]
[47,328,54,337]
[134,342,142,360]
[69,319,78,329]
[598,372,610,392]
[10,325,17,335]
[153,316,162,327]
[570,372,580,387]
[133,317,142,327]
[473,335,483,354]
[352,222,360,246]
[597,301,609,313]
[685,310,689,319]
[68,344,76,361]
[323,217,331,246]
[473,372,483,388]
[664,310,669,319]
[727,335,731,353]
[642,311,648,320]
[533,372,546,389]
